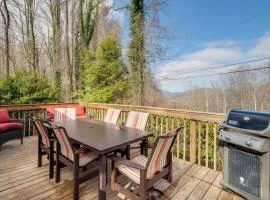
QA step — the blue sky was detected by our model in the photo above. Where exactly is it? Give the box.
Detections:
[113,0,270,92]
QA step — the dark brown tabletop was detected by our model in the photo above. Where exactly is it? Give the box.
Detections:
[56,118,152,154]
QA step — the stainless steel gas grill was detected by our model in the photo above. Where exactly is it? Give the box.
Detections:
[219,109,270,200]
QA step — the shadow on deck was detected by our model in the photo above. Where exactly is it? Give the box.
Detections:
[0,137,244,200]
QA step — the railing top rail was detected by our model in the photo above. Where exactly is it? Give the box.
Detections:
[0,103,78,111]
[81,103,225,123]
[0,102,225,123]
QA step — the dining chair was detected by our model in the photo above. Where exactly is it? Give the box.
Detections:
[110,127,182,200]
[54,107,76,122]
[49,123,99,200]
[104,108,121,124]
[119,111,149,159]
[32,117,55,179]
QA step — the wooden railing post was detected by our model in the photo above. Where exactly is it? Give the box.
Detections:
[206,122,209,168]
[198,121,202,165]
[213,123,217,170]
[190,120,196,163]
[183,119,186,160]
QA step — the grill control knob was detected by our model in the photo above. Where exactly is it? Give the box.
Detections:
[245,140,252,147]
[225,136,231,141]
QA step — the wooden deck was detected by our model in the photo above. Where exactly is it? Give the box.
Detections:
[0,137,244,200]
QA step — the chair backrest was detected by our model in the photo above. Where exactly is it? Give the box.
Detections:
[50,123,74,161]
[54,107,76,122]
[32,118,50,147]
[146,128,181,178]
[125,111,149,130]
[104,108,121,124]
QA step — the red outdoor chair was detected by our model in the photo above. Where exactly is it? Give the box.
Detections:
[46,106,88,122]
[0,109,23,147]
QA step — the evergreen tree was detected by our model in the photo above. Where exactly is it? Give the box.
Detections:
[82,37,128,103]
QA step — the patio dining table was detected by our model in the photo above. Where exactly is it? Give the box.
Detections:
[56,118,152,200]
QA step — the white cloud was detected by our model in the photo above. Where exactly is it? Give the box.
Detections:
[248,33,270,58]
[157,32,270,92]
[205,40,236,48]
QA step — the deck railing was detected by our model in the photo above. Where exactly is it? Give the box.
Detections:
[1,103,225,171]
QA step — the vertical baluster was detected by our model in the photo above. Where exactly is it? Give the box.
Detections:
[151,115,154,133]
[171,117,175,156]
[121,112,124,124]
[213,123,217,170]
[155,115,158,138]
[176,118,180,159]
[28,110,31,136]
[190,120,196,163]
[160,116,164,134]
[198,121,202,165]
[183,119,186,160]
[166,116,169,132]
[206,122,209,168]
[23,111,26,137]
[123,111,126,124]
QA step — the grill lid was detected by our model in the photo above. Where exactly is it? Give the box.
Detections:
[223,109,270,137]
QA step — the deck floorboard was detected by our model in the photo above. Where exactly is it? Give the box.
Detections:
[0,137,244,200]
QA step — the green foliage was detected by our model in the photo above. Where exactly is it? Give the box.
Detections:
[0,70,60,105]
[81,37,128,103]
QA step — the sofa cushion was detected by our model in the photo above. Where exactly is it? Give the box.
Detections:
[0,109,10,123]
[75,106,85,116]
[0,123,23,134]
[46,107,55,121]
[46,106,86,121]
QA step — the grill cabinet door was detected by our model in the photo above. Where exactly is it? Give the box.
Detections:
[229,147,262,198]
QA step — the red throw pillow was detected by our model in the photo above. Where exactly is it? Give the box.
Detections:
[0,123,23,133]
[46,107,55,121]
[75,106,85,117]
[0,109,10,123]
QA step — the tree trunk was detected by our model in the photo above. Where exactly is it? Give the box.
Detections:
[61,0,72,102]
[25,0,38,71]
[0,0,10,76]
[129,0,146,106]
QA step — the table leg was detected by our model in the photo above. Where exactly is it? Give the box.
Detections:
[142,139,148,157]
[99,154,107,200]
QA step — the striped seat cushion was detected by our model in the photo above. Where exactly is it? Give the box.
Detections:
[34,120,50,147]
[117,155,148,184]
[147,131,175,178]
[125,111,149,130]
[53,127,98,166]
[53,127,74,160]
[79,151,99,166]
[104,108,121,124]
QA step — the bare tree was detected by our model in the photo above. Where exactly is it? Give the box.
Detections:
[0,0,10,76]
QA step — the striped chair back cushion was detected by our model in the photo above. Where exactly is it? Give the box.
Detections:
[104,108,121,124]
[54,108,76,122]
[34,119,50,147]
[146,130,176,178]
[125,111,149,130]
[52,127,74,161]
